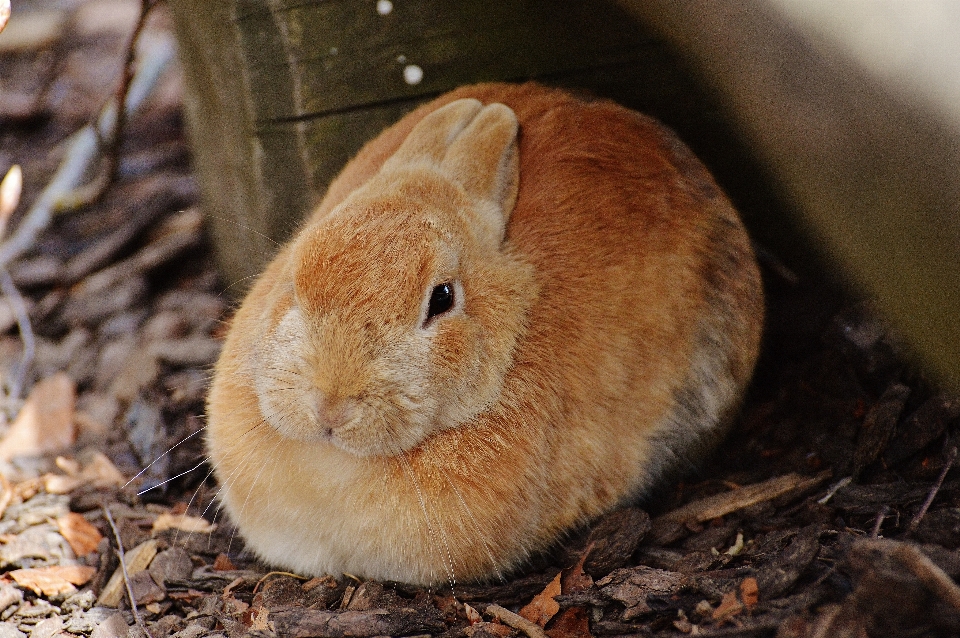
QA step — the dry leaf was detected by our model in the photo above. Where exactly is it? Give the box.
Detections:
[0,373,76,461]
[712,590,743,623]
[213,553,237,571]
[9,565,96,596]
[519,571,562,627]
[561,552,594,594]
[57,512,104,556]
[546,607,593,638]
[152,512,216,534]
[740,577,759,609]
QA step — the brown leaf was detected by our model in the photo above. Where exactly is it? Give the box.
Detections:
[712,590,743,623]
[740,577,759,609]
[519,571,561,627]
[0,373,76,461]
[57,512,104,556]
[561,551,594,594]
[547,607,592,638]
[213,553,237,571]
[9,565,96,596]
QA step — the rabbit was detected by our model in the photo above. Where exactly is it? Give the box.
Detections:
[206,82,764,586]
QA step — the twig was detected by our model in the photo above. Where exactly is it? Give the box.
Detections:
[486,604,549,638]
[0,34,173,270]
[0,165,33,405]
[907,446,958,534]
[67,0,162,207]
[0,269,34,402]
[0,164,21,239]
[870,505,889,538]
[817,476,852,505]
[103,505,149,635]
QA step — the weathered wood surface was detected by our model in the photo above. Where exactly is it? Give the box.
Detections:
[169,0,777,287]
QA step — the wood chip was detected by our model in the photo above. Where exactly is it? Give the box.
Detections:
[97,539,159,607]
[151,512,216,535]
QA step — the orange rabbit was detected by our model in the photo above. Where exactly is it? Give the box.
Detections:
[206,83,763,585]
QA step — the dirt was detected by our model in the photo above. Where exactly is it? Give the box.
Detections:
[0,2,958,638]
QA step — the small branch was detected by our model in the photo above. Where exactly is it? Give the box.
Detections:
[870,505,889,538]
[67,0,162,207]
[103,505,149,635]
[0,34,173,270]
[486,604,549,638]
[817,476,852,505]
[907,446,958,534]
[0,164,21,239]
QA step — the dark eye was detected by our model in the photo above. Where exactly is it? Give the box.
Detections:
[426,283,455,321]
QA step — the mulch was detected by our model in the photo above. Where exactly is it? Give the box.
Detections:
[0,2,958,638]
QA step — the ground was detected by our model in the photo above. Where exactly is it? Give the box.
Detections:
[0,2,959,637]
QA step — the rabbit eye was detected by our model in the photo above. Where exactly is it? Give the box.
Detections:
[426,283,455,321]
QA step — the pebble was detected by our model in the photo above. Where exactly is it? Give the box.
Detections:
[0,622,26,638]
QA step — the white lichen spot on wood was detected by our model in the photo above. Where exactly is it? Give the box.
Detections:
[376,0,393,16]
[397,54,407,63]
[403,64,423,85]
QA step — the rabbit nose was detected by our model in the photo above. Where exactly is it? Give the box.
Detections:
[308,389,355,433]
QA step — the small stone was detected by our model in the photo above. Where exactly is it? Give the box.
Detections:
[171,623,209,638]
[129,570,166,606]
[0,622,25,638]
[90,612,130,638]
[149,547,193,586]
[0,524,75,568]
[61,588,97,613]
[28,616,62,638]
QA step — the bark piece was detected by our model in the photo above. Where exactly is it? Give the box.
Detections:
[270,606,445,638]
[852,383,909,474]
[582,508,650,579]
[596,566,690,620]
[649,473,829,545]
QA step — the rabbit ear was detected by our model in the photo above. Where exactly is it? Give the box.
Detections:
[382,99,520,240]
[382,99,485,170]
[440,103,519,234]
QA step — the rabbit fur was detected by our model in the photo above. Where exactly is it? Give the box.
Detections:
[206,82,764,585]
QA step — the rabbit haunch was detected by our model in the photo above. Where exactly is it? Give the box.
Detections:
[206,83,763,585]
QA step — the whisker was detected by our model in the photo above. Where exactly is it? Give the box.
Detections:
[441,466,505,583]
[137,460,206,496]
[396,446,457,596]
[122,428,205,489]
